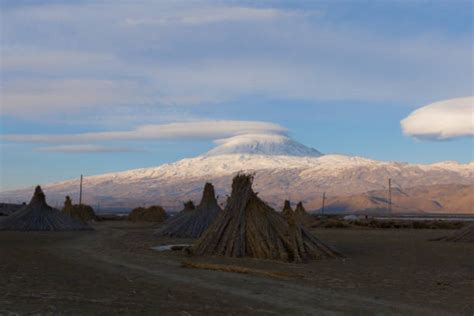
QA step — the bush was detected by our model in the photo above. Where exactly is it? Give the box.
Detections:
[326,220,350,228]
[128,205,167,222]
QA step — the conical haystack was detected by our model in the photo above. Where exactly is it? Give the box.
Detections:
[63,195,73,211]
[294,201,315,225]
[128,205,167,222]
[183,200,196,212]
[0,186,92,231]
[284,204,340,261]
[192,174,340,262]
[281,200,293,220]
[435,223,474,242]
[62,196,96,222]
[156,183,222,238]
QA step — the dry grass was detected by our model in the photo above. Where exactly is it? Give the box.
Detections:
[155,183,221,238]
[311,216,468,230]
[434,223,474,242]
[352,219,467,229]
[96,214,127,221]
[181,261,302,279]
[192,174,340,262]
[128,205,167,222]
[0,186,92,231]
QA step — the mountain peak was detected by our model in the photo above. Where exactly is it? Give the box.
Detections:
[204,134,322,157]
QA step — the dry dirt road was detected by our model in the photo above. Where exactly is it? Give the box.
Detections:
[0,222,473,315]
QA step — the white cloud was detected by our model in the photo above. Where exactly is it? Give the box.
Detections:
[34,144,143,153]
[151,59,414,105]
[124,7,300,26]
[401,96,474,140]
[2,120,287,143]
[1,79,145,116]
[1,1,472,123]
[7,3,299,25]
[1,47,120,72]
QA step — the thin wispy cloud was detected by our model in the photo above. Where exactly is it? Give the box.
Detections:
[401,97,474,140]
[1,79,145,116]
[1,47,120,72]
[1,1,472,190]
[1,1,472,124]
[35,144,144,153]
[2,120,287,143]
[124,7,303,26]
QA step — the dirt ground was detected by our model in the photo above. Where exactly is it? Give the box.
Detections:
[0,222,473,315]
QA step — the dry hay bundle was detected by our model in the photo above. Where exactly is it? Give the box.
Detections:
[156,183,222,238]
[435,223,474,242]
[182,200,196,212]
[0,202,25,216]
[282,201,314,226]
[62,196,96,222]
[284,204,340,260]
[128,205,167,222]
[294,201,315,225]
[0,186,92,231]
[192,174,341,262]
[281,200,293,220]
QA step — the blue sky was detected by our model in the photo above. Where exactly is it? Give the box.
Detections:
[1,0,473,190]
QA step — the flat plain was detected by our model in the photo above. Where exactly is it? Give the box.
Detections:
[1,222,473,315]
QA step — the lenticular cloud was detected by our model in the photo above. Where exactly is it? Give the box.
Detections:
[401,97,474,140]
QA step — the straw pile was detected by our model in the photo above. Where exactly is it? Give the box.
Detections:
[182,201,196,212]
[435,223,474,242]
[281,200,293,220]
[128,205,167,222]
[0,203,25,216]
[0,186,92,231]
[294,201,315,225]
[62,196,96,222]
[156,183,222,238]
[192,174,340,262]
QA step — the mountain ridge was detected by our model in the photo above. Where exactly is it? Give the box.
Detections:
[205,134,322,157]
[0,135,472,213]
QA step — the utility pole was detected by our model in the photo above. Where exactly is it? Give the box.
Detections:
[388,178,392,213]
[79,174,83,206]
[321,192,326,214]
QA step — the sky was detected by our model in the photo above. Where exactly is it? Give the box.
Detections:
[0,0,473,191]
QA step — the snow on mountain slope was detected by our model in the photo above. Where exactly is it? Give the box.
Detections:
[0,135,472,212]
[206,134,322,157]
[322,184,474,214]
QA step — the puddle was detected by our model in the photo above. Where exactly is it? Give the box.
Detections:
[151,244,192,252]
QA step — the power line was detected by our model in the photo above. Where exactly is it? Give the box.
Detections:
[388,178,392,213]
[79,174,83,206]
[321,192,326,214]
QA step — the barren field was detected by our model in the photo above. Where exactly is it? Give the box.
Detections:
[0,222,473,315]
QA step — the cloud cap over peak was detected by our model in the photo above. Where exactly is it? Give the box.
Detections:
[2,120,286,143]
[401,97,474,140]
[34,144,143,153]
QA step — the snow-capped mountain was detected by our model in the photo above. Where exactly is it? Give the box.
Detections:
[206,134,322,157]
[1,134,473,213]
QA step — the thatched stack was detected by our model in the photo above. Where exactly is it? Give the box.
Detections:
[0,202,25,216]
[62,196,96,222]
[192,174,340,262]
[63,195,73,211]
[156,183,222,238]
[0,186,92,231]
[128,205,167,222]
[281,200,293,220]
[284,203,339,261]
[435,223,474,242]
[182,201,196,212]
[294,201,315,225]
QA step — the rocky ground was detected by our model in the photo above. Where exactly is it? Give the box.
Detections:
[0,222,473,315]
